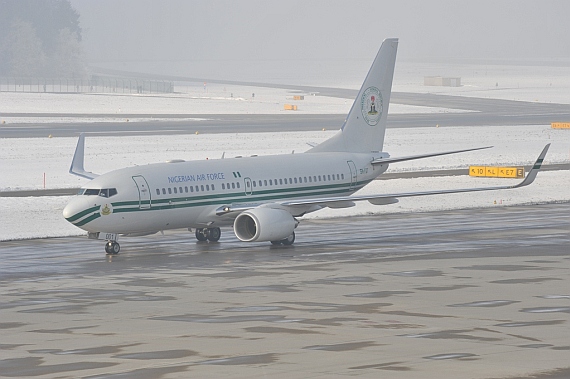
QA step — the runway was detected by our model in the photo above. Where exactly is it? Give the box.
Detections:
[2,90,570,138]
[1,203,569,378]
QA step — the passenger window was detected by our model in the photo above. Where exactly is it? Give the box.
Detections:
[231,183,235,189]
[201,185,204,191]
[168,188,172,194]
[222,183,225,190]
[264,180,267,186]
[328,175,331,181]
[206,185,210,191]
[237,182,240,189]
[279,179,283,185]
[185,186,188,193]
[195,186,199,192]
[341,174,344,180]
[253,181,256,187]
[162,188,166,195]
[294,178,297,184]
[212,184,215,190]
[309,177,312,183]
[179,187,183,193]
[304,177,307,183]
[174,187,177,194]
[190,186,194,192]
[156,189,160,195]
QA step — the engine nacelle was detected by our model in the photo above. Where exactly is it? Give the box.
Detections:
[234,207,297,242]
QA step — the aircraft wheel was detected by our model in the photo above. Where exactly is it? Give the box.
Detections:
[206,227,221,242]
[195,228,208,241]
[281,232,295,246]
[105,241,120,255]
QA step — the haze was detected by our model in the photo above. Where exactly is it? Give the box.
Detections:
[70,0,570,82]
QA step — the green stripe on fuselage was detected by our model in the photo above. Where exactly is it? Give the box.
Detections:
[67,180,371,226]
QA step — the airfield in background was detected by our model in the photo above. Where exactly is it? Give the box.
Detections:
[1,61,569,378]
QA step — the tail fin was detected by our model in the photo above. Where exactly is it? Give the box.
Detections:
[309,38,398,153]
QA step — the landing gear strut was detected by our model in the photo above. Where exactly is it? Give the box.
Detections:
[271,232,295,246]
[105,241,120,255]
[195,227,221,242]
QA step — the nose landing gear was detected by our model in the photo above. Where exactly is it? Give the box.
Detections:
[105,241,120,255]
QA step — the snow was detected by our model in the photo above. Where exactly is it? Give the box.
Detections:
[393,62,570,104]
[1,61,569,241]
[0,89,466,120]
[1,127,568,241]
[1,125,568,192]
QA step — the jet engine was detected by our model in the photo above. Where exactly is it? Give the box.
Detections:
[234,207,297,242]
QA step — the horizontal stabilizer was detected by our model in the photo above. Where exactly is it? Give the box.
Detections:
[372,146,493,166]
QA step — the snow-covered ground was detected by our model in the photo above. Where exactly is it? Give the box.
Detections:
[394,62,570,104]
[1,126,568,192]
[0,87,468,121]
[1,60,569,241]
[1,126,568,241]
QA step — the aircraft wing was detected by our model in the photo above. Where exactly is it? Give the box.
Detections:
[281,144,550,208]
[371,146,492,165]
[69,133,99,180]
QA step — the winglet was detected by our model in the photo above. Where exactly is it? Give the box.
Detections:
[513,143,550,188]
[69,133,99,180]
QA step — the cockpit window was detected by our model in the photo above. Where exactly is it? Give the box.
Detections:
[84,189,100,196]
[81,188,118,197]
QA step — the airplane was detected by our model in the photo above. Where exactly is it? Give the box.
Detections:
[63,38,550,255]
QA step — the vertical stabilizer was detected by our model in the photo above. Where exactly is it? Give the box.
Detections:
[309,38,398,153]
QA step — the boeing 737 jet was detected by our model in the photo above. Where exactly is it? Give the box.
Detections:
[63,39,550,255]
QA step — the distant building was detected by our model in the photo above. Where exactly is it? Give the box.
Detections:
[424,76,461,87]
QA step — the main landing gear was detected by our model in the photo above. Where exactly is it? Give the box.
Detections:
[105,241,120,255]
[195,227,221,242]
[271,232,295,246]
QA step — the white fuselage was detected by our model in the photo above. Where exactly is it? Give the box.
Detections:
[63,151,389,235]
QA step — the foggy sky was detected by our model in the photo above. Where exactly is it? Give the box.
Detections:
[70,0,570,73]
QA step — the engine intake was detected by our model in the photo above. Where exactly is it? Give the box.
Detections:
[234,208,297,242]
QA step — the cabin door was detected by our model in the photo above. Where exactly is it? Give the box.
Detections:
[132,175,151,209]
[347,161,357,190]
[244,177,253,196]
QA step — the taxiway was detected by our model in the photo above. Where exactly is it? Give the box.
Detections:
[1,203,569,378]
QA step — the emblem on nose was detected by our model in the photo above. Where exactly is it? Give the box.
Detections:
[101,204,112,216]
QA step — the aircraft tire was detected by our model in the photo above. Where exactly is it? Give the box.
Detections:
[195,228,208,242]
[206,227,221,242]
[270,240,282,246]
[105,241,120,255]
[281,232,295,246]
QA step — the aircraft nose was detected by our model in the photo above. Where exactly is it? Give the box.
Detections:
[63,197,91,223]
